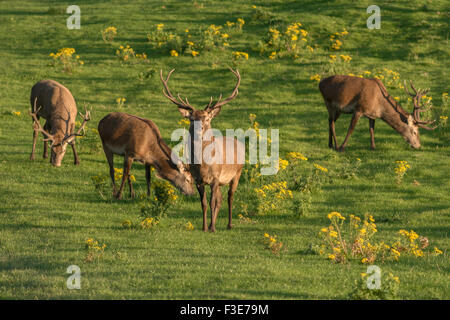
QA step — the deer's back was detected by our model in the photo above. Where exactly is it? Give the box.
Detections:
[31,80,77,120]
[319,75,384,116]
[98,112,164,159]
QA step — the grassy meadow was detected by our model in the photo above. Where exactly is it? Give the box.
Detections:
[0,0,448,299]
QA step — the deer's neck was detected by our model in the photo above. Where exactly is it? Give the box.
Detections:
[152,138,180,181]
[380,98,410,136]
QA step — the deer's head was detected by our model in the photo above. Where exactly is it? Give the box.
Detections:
[173,161,196,195]
[30,100,90,166]
[403,81,436,149]
[160,68,241,141]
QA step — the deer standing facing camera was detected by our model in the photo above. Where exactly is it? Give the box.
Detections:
[160,68,244,232]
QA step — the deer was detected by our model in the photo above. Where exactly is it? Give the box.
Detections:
[29,79,90,167]
[319,75,436,152]
[160,68,244,232]
[98,112,196,200]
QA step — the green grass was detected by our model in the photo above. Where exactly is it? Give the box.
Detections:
[0,0,448,299]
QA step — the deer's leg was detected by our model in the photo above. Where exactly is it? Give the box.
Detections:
[43,122,50,159]
[145,165,152,197]
[328,118,334,149]
[369,118,376,150]
[115,156,133,200]
[30,129,38,160]
[70,141,80,165]
[209,183,222,232]
[227,176,240,230]
[329,112,340,150]
[197,184,208,232]
[127,175,135,199]
[103,147,116,195]
[338,112,361,152]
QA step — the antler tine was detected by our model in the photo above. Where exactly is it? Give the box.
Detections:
[206,96,213,109]
[404,80,416,97]
[75,103,91,136]
[177,93,192,108]
[409,80,419,95]
[160,69,195,111]
[62,103,92,143]
[406,82,436,128]
[207,68,241,110]
[29,98,54,141]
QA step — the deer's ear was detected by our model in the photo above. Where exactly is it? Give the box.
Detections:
[208,107,221,118]
[178,107,192,118]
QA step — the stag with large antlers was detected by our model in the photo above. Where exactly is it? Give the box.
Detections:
[160,68,244,232]
[29,80,90,166]
[98,112,195,199]
[319,75,435,151]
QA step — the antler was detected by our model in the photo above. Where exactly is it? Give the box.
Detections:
[62,104,92,143]
[160,69,195,112]
[404,80,436,130]
[205,68,241,111]
[75,103,91,135]
[29,98,54,142]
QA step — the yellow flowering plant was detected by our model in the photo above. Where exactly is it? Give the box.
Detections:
[116,45,148,63]
[49,47,83,73]
[394,160,410,184]
[116,97,126,108]
[318,212,443,264]
[257,22,311,60]
[329,29,348,51]
[350,271,400,300]
[85,238,107,262]
[263,233,284,255]
[253,181,293,215]
[328,53,353,74]
[90,167,135,200]
[101,26,117,43]
[140,179,178,218]
[185,221,194,231]
[140,217,159,229]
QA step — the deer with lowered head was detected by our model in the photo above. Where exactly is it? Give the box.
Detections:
[160,68,244,232]
[319,75,436,151]
[29,79,90,167]
[98,112,196,200]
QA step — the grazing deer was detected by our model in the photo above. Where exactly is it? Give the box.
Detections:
[160,68,244,232]
[29,79,90,166]
[319,75,436,151]
[98,112,195,199]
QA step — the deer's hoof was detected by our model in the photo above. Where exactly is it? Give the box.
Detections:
[113,193,122,200]
[227,224,234,230]
[337,146,345,152]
